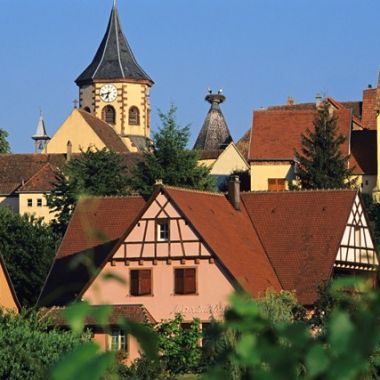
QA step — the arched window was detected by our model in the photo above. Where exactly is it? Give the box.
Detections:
[129,106,140,125]
[102,105,116,125]
[83,106,91,113]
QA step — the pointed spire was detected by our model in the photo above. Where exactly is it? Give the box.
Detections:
[75,2,153,85]
[32,111,49,140]
[193,91,233,152]
[32,111,50,154]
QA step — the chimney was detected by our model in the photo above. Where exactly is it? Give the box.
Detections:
[287,96,294,105]
[66,140,72,161]
[154,179,163,191]
[228,175,240,211]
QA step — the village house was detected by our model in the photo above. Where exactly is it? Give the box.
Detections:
[246,94,377,193]
[38,178,379,361]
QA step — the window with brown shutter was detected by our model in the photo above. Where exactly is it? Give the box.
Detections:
[174,268,196,295]
[130,269,152,296]
[268,178,286,191]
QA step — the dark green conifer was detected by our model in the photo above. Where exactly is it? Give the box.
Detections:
[295,101,355,189]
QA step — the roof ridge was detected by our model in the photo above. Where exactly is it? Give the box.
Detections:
[164,185,223,196]
[242,188,357,194]
[78,194,143,200]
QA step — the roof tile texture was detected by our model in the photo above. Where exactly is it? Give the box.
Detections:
[362,88,377,130]
[248,108,351,161]
[242,190,356,304]
[166,188,282,297]
[78,110,130,153]
[40,187,360,307]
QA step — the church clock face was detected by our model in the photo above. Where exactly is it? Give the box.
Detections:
[99,84,117,102]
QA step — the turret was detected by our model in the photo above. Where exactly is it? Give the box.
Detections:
[32,111,50,154]
[193,90,233,154]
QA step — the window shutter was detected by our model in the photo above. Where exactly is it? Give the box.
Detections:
[139,270,152,295]
[175,269,184,294]
[184,268,196,294]
[130,270,139,296]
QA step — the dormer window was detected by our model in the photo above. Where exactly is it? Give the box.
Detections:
[129,106,140,125]
[102,105,116,125]
[157,220,169,241]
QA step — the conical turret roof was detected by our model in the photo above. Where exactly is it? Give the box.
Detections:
[32,112,49,141]
[193,92,233,152]
[75,2,153,85]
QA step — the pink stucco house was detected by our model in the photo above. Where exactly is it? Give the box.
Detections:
[38,178,378,362]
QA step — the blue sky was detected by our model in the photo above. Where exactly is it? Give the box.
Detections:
[0,0,379,152]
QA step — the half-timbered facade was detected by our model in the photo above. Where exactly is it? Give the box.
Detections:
[335,193,378,272]
[38,182,379,361]
[83,191,235,322]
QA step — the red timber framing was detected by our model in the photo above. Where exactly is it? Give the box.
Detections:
[112,192,212,262]
[335,194,379,271]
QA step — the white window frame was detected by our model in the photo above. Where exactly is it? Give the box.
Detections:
[109,329,127,352]
[157,220,169,241]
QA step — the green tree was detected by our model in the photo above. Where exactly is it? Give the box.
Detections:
[0,309,88,380]
[0,208,57,307]
[295,101,355,189]
[0,128,11,153]
[47,148,130,235]
[129,105,215,196]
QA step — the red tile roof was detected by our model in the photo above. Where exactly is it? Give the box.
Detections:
[236,129,251,159]
[41,304,156,325]
[361,88,377,130]
[165,187,282,297]
[39,186,362,307]
[248,108,351,161]
[241,190,357,305]
[0,154,67,195]
[17,163,57,193]
[38,196,145,306]
[350,130,377,175]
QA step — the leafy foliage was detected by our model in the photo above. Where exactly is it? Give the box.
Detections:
[294,101,355,189]
[49,301,159,380]
[0,128,11,153]
[0,309,88,380]
[47,148,130,235]
[205,277,380,380]
[123,314,202,378]
[0,207,57,307]
[257,289,305,324]
[129,105,215,196]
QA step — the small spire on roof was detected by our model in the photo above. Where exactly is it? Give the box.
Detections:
[113,0,117,8]
[32,110,50,154]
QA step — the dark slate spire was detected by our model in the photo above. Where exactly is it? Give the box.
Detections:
[75,2,153,85]
[193,91,233,152]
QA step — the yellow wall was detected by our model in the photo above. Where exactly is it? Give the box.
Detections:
[19,193,56,223]
[92,81,151,138]
[47,109,108,154]
[0,260,18,312]
[251,163,293,190]
[198,159,216,168]
[210,143,249,176]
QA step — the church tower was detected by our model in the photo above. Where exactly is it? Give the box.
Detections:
[75,1,154,148]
